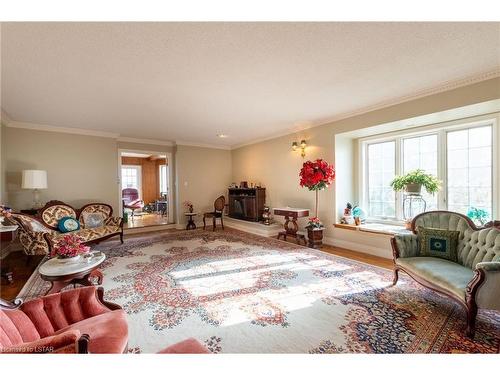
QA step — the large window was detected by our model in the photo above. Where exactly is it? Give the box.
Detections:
[362,121,495,222]
[367,141,396,218]
[447,126,492,216]
[121,165,141,194]
[159,164,168,195]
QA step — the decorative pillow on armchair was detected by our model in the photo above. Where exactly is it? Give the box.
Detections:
[417,226,460,262]
[81,213,106,228]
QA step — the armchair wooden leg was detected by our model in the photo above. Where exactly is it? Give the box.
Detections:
[464,268,484,340]
[212,216,216,231]
[392,268,399,286]
[465,304,478,339]
[120,231,124,244]
[203,215,206,230]
[221,215,224,230]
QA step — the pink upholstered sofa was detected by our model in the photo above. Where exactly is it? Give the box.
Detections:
[0,286,128,354]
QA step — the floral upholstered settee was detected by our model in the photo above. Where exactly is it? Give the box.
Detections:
[391,211,500,338]
[10,200,123,256]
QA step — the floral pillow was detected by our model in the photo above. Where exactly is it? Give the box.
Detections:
[82,213,106,228]
[29,219,50,232]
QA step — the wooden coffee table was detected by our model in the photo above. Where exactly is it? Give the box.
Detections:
[38,252,106,295]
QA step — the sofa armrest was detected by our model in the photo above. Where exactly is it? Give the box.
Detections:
[470,262,500,311]
[475,261,500,272]
[0,329,81,354]
[392,233,419,259]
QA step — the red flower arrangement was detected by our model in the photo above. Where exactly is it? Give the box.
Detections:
[307,217,323,229]
[299,159,335,221]
[299,159,335,191]
[51,234,90,259]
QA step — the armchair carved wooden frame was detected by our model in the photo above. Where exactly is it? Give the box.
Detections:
[0,286,127,354]
[391,210,500,339]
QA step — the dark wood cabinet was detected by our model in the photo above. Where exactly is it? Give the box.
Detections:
[228,188,265,222]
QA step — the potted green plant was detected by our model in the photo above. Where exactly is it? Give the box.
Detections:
[390,169,441,195]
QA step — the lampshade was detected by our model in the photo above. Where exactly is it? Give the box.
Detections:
[22,170,48,189]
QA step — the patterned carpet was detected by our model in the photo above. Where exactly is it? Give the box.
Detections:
[19,229,499,353]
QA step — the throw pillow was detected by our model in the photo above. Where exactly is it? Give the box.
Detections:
[58,217,80,233]
[29,219,50,233]
[82,213,106,228]
[417,226,460,261]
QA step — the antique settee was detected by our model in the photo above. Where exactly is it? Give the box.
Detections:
[391,211,500,338]
[0,286,209,354]
[0,286,128,353]
[10,200,123,256]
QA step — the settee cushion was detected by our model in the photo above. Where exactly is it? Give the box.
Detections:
[55,309,128,354]
[51,225,121,243]
[396,257,473,300]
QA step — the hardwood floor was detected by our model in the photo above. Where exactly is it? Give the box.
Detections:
[321,244,393,270]
[1,251,44,301]
[124,213,170,229]
[0,232,393,302]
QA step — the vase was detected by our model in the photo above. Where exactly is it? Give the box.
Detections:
[307,227,324,249]
[57,255,81,264]
[405,183,422,195]
[189,206,194,213]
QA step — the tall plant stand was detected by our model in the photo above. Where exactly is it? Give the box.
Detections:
[307,228,324,249]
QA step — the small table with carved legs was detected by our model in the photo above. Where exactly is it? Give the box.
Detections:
[185,212,198,230]
[273,207,309,246]
[38,252,106,295]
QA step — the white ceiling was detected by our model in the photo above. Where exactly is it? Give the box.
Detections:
[1,22,499,148]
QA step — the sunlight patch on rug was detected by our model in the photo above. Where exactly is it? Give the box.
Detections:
[18,229,500,353]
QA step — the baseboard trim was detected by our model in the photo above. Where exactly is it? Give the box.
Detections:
[322,236,392,259]
[124,223,177,234]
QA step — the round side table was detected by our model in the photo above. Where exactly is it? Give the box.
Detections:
[185,212,198,230]
[39,251,106,295]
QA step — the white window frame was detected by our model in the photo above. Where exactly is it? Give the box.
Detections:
[359,116,498,224]
[121,165,142,198]
[159,164,168,195]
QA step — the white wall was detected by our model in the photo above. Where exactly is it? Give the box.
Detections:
[4,127,120,212]
[175,145,232,226]
[232,77,500,258]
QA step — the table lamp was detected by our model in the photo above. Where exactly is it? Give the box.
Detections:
[22,170,48,209]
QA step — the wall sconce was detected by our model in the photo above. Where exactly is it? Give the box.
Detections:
[292,140,307,157]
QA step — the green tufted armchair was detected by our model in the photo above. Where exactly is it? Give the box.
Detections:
[391,211,500,339]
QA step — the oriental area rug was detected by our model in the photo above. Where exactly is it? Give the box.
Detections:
[19,229,499,353]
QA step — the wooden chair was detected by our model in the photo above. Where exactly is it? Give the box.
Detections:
[203,195,225,231]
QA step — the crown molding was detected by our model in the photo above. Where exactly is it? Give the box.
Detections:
[175,140,231,150]
[117,137,174,146]
[4,120,120,138]
[231,69,500,150]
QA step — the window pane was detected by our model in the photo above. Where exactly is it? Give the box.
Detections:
[403,134,438,211]
[121,166,140,190]
[367,141,395,218]
[447,126,492,221]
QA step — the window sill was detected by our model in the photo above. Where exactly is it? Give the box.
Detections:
[333,222,411,236]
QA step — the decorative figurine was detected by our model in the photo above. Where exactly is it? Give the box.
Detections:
[262,206,271,225]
